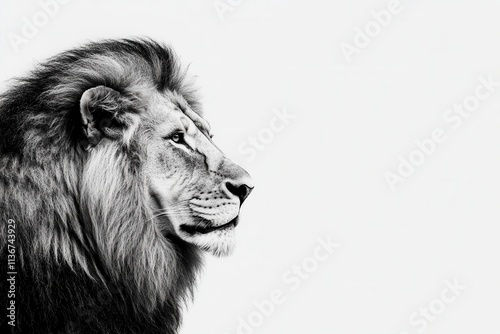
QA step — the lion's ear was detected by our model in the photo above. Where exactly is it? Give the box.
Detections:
[79,86,136,150]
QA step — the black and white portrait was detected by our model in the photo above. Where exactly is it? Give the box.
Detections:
[1,1,499,333]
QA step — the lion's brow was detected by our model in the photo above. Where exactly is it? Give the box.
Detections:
[180,107,212,138]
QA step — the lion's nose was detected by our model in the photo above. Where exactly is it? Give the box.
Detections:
[224,180,254,204]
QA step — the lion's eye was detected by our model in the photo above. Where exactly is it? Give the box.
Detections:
[171,132,184,143]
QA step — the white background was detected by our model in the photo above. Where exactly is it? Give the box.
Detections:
[1,0,500,333]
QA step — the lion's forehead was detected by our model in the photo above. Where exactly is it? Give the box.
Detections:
[144,92,211,135]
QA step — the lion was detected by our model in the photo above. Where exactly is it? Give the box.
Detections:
[0,38,253,334]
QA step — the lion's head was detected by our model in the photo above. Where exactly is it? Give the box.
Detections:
[0,38,253,333]
[80,85,253,257]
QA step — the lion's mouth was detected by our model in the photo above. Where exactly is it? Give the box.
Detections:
[181,217,239,235]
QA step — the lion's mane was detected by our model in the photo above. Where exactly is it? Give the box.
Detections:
[0,39,204,334]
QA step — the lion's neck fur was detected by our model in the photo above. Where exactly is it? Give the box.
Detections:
[1,147,202,333]
[1,139,203,334]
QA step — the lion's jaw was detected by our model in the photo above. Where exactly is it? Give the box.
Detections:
[149,181,243,257]
[144,93,253,257]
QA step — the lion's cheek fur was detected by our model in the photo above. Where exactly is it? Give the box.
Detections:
[80,143,199,309]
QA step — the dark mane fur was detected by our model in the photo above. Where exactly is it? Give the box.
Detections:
[0,38,203,334]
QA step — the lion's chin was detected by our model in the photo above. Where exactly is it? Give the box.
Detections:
[182,227,236,257]
[178,217,238,257]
